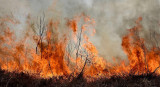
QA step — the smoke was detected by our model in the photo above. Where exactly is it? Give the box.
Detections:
[54,0,160,61]
[0,0,159,61]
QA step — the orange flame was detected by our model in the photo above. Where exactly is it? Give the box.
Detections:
[0,15,160,81]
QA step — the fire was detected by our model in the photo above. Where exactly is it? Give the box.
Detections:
[0,14,160,81]
[121,17,160,75]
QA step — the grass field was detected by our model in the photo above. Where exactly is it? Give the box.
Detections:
[0,69,160,87]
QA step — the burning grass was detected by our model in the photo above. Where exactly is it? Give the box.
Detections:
[0,14,160,86]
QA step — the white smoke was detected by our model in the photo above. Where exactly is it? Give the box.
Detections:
[0,0,159,61]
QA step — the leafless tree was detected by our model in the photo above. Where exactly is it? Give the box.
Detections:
[36,14,46,59]
[32,13,55,76]
[75,27,83,66]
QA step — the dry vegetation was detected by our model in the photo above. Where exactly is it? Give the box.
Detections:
[0,68,160,87]
[0,13,160,87]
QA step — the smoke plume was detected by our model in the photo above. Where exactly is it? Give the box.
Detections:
[0,0,159,61]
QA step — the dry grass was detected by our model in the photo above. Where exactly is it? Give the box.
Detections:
[0,69,160,87]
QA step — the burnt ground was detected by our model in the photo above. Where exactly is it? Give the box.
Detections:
[0,69,160,87]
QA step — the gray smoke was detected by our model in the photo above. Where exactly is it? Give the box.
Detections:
[0,0,159,61]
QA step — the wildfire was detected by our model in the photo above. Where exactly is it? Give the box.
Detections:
[0,14,160,81]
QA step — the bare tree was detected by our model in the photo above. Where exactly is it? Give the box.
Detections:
[36,14,46,59]
[75,27,83,66]
[32,13,55,76]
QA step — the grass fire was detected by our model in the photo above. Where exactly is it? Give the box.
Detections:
[0,0,160,87]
